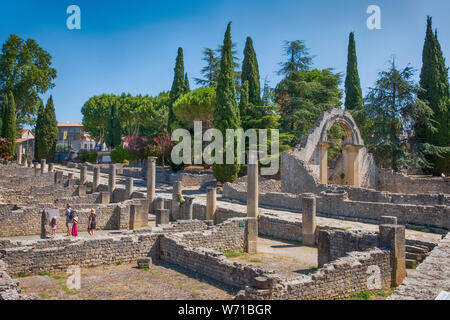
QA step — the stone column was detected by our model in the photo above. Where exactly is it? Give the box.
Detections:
[33,162,38,169]
[155,209,170,225]
[147,157,156,202]
[125,177,134,199]
[27,159,32,168]
[171,181,183,220]
[79,166,87,185]
[343,144,363,187]
[48,163,54,173]
[54,171,63,184]
[379,223,406,287]
[319,142,332,185]
[40,210,49,239]
[206,187,217,221]
[17,145,23,166]
[302,193,317,246]
[246,218,258,254]
[247,150,259,218]
[183,196,194,220]
[108,164,116,193]
[41,159,46,174]
[93,166,100,191]
[35,168,41,177]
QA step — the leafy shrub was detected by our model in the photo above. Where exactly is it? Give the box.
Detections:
[110,146,132,164]
[81,151,97,163]
[213,163,239,184]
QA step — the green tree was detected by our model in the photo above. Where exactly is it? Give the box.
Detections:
[275,68,343,145]
[184,73,190,93]
[105,103,122,149]
[241,37,261,106]
[81,94,113,143]
[2,91,16,154]
[194,48,219,87]
[0,34,57,126]
[418,16,450,174]
[365,58,428,171]
[261,77,274,106]
[35,96,58,161]
[0,93,7,134]
[173,86,216,129]
[168,48,187,133]
[345,32,364,111]
[277,40,313,77]
[212,23,241,183]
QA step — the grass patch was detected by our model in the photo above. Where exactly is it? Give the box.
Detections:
[348,290,371,300]
[250,258,263,263]
[115,259,123,266]
[309,267,318,273]
[406,264,417,270]
[223,250,243,258]
[344,227,352,230]
[52,275,63,280]
[140,267,150,272]
[38,271,51,276]
[62,286,80,295]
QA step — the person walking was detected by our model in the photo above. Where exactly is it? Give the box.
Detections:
[65,203,74,236]
[72,216,78,237]
[88,209,97,236]
[50,217,57,236]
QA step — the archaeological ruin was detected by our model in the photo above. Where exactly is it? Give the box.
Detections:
[0,110,449,301]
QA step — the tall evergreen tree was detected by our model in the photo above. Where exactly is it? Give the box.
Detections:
[241,37,261,106]
[105,103,121,149]
[0,93,7,135]
[194,48,219,87]
[277,40,313,76]
[344,32,364,110]
[35,96,58,161]
[34,100,44,159]
[418,16,450,174]
[184,73,190,93]
[168,47,187,133]
[213,22,241,183]
[239,80,250,125]
[2,91,16,154]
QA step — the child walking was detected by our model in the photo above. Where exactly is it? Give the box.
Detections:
[88,209,97,236]
[51,217,57,236]
[72,216,78,237]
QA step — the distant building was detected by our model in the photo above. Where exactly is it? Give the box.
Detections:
[15,129,35,159]
[57,123,96,152]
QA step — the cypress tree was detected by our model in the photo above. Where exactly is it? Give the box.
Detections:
[0,93,8,136]
[34,100,45,160]
[35,96,58,161]
[418,16,450,174]
[3,91,16,154]
[184,73,190,93]
[239,80,249,122]
[213,22,241,183]
[105,103,121,149]
[344,32,363,110]
[168,47,186,133]
[241,37,261,106]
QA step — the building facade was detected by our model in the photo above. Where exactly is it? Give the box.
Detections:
[57,123,96,152]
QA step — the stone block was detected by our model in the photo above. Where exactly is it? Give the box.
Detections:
[99,192,111,204]
[155,209,170,225]
[137,257,152,269]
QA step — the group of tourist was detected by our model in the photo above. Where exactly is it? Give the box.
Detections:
[49,203,97,237]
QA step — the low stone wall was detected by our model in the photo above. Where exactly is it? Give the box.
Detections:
[388,232,450,300]
[0,259,38,300]
[241,248,392,300]
[223,184,450,230]
[378,169,450,194]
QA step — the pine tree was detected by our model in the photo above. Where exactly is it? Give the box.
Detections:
[241,37,261,106]
[105,103,121,149]
[418,16,450,174]
[194,48,219,87]
[213,22,241,183]
[3,91,16,154]
[168,48,187,133]
[344,32,363,110]
[184,73,190,93]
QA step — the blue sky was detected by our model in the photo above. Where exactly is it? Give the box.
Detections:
[0,0,449,124]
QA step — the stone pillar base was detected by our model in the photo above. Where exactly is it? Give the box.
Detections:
[245,218,258,254]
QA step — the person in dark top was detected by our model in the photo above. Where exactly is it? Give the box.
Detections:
[88,209,97,236]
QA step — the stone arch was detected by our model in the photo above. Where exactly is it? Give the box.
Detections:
[317,110,364,186]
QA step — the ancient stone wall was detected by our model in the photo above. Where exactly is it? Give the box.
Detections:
[378,169,450,194]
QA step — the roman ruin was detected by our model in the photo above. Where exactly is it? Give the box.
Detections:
[0,110,448,301]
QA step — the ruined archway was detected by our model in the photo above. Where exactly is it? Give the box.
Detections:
[281,108,378,194]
